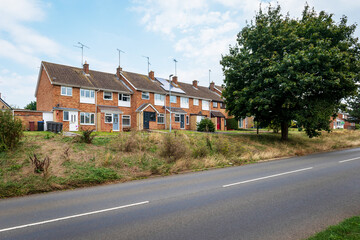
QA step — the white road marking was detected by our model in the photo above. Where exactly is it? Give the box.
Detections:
[339,157,360,163]
[222,167,313,188]
[0,201,149,233]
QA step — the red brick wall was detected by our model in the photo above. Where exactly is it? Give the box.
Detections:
[14,110,43,130]
[36,68,54,111]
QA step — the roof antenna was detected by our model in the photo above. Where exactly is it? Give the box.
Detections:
[142,55,151,74]
[173,58,178,76]
[117,49,125,67]
[74,42,90,66]
[209,69,211,86]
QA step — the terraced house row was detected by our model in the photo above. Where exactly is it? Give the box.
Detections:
[35,61,229,132]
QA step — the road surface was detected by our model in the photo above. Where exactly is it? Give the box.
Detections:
[1,148,360,239]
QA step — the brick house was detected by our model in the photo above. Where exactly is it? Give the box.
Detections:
[0,93,11,110]
[330,113,355,130]
[35,61,229,132]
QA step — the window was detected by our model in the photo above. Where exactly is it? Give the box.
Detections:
[186,115,189,125]
[142,92,150,100]
[63,111,69,121]
[157,114,164,124]
[180,97,189,108]
[105,113,113,123]
[80,89,95,104]
[122,115,131,126]
[170,95,177,103]
[61,86,72,96]
[220,102,226,109]
[202,100,209,110]
[154,94,165,106]
[118,94,131,107]
[103,92,112,100]
[193,98,199,106]
[213,102,218,108]
[175,114,180,122]
[80,112,95,125]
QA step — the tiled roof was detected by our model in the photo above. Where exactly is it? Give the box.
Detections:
[215,85,224,92]
[135,103,159,113]
[177,82,224,102]
[211,111,225,118]
[53,107,79,111]
[42,62,132,93]
[163,106,187,114]
[121,71,166,93]
[98,105,123,113]
[0,97,12,110]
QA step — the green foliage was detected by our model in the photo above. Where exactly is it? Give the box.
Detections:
[221,4,360,140]
[226,118,239,130]
[78,129,96,144]
[197,118,215,132]
[24,101,36,110]
[346,93,360,124]
[0,110,23,151]
[160,134,189,163]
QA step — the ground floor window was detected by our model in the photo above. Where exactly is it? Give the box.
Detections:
[63,111,69,121]
[80,112,95,125]
[122,115,131,127]
[186,115,189,125]
[158,114,164,124]
[175,114,180,122]
[105,113,113,123]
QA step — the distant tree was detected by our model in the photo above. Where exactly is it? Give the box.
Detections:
[221,4,360,140]
[24,101,36,110]
[346,93,360,123]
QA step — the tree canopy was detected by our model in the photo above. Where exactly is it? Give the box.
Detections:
[221,4,360,140]
[24,101,36,111]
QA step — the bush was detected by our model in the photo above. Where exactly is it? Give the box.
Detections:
[197,118,215,132]
[0,110,23,152]
[160,134,188,163]
[226,118,238,130]
[77,129,96,144]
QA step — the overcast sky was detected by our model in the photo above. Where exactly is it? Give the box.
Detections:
[0,0,359,108]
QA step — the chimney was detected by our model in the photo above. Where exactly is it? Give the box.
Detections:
[116,66,122,78]
[192,80,198,88]
[210,81,215,91]
[83,61,89,74]
[172,76,178,85]
[149,71,155,80]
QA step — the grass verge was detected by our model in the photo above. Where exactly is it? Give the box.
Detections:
[307,216,360,240]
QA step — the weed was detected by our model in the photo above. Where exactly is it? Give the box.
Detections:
[29,154,50,175]
[76,129,96,144]
[160,134,189,163]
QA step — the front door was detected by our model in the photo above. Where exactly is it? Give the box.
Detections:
[180,114,185,129]
[143,112,150,129]
[217,117,221,130]
[69,111,78,131]
[113,114,119,131]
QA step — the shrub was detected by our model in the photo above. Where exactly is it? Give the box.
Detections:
[197,118,215,132]
[160,134,188,163]
[78,129,96,144]
[225,118,238,130]
[0,110,23,152]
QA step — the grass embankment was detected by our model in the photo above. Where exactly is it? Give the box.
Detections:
[307,216,360,240]
[1,129,360,198]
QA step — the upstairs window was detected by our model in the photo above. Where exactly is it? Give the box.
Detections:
[154,94,165,106]
[202,100,209,110]
[119,94,130,102]
[142,92,150,100]
[103,91,112,100]
[213,102,218,108]
[180,97,189,109]
[193,98,199,106]
[170,95,177,103]
[61,86,72,96]
[80,89,95,104]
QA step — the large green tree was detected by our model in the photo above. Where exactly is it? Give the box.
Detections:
[24,101,36,110]
[221,4,360,140]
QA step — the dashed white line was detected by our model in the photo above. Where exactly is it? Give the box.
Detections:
[339,157,360,163]
[222,167,313,188]
[0,201,149,233]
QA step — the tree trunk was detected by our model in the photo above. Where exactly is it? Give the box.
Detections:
[281,121,289,141]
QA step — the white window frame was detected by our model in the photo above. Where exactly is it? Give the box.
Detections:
[118,93,131,107]
[105,113,113,123]
[193,98,199,106]
[180,97,189,109]
[80,112,95,125]
[142,92,150,100]
[175,114,180,122]
[186,115,189,125]
[80,89,95,104]
[213,102,218,108]
[157,114,165,124]
[170,95,177,103]
[61,86,72,96]
[202,100,209,111]
[122,115,131,127]
[63,111,69,121]
[154,94,165,106]
[103,91,113,100]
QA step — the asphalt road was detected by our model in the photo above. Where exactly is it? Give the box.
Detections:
[1,148,360,240]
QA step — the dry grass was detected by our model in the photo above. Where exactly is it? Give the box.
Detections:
[1,129,360,198]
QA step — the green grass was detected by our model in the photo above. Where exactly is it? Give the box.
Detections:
[307,216,360,240]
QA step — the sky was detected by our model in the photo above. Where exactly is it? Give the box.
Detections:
[0,0,359,108]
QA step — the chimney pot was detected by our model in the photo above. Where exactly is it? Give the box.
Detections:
[83,61,89,74]
[172,76,178,85]
[149,71,155,80]
[193,80,198,88]
[210,81,215,91]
